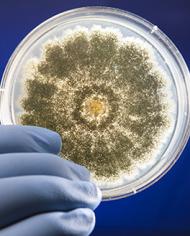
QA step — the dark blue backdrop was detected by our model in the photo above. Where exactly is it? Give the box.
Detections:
[0,1,190,236]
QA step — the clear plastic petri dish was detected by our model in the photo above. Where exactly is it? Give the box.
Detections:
[0,7,190,200]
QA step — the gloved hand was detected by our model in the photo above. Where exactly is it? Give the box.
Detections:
[0,125,102,236]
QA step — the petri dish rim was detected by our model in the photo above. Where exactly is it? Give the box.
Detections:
[0,6,190,200]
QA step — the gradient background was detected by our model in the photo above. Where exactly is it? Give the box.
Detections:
[0,1,190,235]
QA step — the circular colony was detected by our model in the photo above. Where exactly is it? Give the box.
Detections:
[20,26,173,186]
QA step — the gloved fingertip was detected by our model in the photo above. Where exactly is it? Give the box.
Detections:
[26,126,62,154]
[63,159,91,181]
[77,164,91,181]
[80,181,102,210]
[86,210,96,236]
[46,129,62,154]
[68,208,96,236]
[93,184,102,209]
[78,208,96,236]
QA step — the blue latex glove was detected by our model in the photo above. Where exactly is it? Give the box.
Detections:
[0,125,102,236]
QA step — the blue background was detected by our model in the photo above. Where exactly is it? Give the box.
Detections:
[0,1,190,235]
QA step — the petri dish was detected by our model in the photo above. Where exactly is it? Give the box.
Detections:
[0,7,190,200]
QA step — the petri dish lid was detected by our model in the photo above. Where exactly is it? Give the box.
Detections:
[0,7,190,200]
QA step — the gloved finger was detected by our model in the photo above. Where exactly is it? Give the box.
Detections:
[0,153,90,181]
[0,175,102,228]
[0,125,61,154]
[1,209,95,236]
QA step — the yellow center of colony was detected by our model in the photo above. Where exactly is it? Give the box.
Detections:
[86,99,105,116]
[80,95,109,123]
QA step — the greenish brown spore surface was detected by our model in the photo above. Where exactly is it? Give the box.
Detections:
[20,26,172,184]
